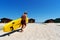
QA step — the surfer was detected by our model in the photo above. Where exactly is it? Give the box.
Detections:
[20,12,27,32]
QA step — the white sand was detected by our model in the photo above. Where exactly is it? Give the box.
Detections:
[0,23,6,30]
[0,23,60,40]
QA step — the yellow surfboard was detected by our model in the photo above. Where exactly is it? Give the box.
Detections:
[3,17,28,32]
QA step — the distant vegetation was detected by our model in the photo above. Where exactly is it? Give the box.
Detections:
[0,18,60,23]
[0,18,12,23]
[44,18,60,23]
[54,18,60,23]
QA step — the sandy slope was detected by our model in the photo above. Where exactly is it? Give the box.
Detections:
[0,23,60,40]
[0,23,6,30]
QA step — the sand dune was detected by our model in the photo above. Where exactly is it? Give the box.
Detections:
[0,23,60,40]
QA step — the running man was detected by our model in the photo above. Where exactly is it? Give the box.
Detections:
[20,12,28,32]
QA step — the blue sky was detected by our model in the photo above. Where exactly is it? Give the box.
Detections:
[0,0,60,22]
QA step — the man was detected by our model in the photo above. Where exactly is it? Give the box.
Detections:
[20,12,27,32]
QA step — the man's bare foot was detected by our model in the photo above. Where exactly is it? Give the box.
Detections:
[20,29,23,32]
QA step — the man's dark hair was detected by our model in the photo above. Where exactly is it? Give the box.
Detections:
[24,12,27,14]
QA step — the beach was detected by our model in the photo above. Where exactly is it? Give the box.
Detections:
[0,23,60,40]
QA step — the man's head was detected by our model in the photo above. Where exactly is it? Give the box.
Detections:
[23,12,27,17]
